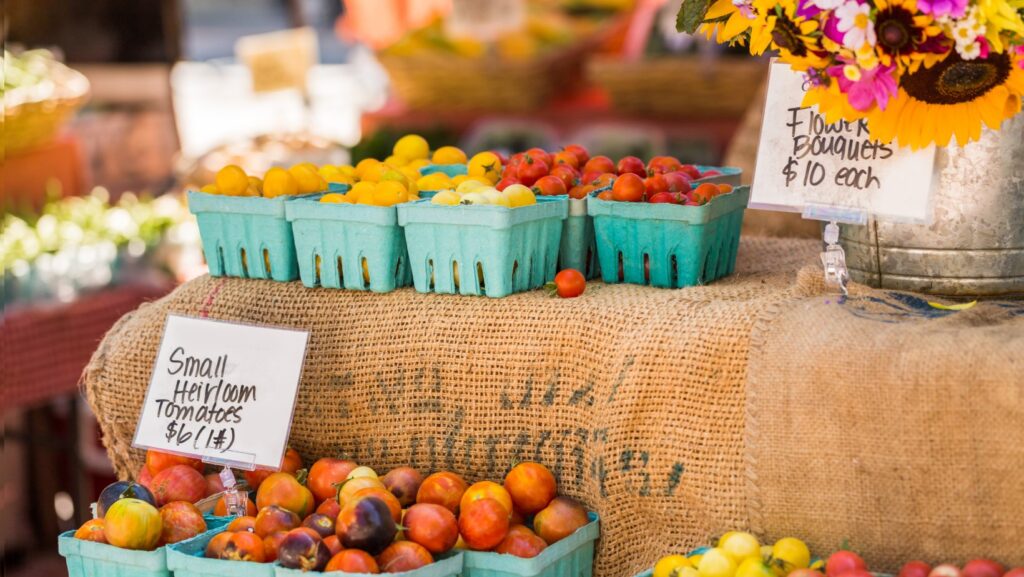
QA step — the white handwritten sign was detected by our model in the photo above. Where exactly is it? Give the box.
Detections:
[133,315,309,471]
[752,61,937,224]
[447,0,525,41]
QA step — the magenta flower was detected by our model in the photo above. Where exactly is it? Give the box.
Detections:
[916,0,967,19]
[828,62,899,111]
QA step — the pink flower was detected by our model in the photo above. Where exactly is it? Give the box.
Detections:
[917,0,968,19]
[1014,46,1024,69]
[828,61,899,111]
[978,37,990,59]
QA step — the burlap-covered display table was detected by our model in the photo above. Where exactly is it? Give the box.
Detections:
[82,236,1024,575]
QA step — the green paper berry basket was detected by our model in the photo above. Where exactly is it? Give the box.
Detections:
[695,165,742,187]
[58,519,230,577]
[588,186,749,288]
[462,513,599,577]
[187,191,322,282]
[421,163,468,178]
[285,193,413,293]
[166,527,274,577]
[397,197,568,298]
[274,550,464,577]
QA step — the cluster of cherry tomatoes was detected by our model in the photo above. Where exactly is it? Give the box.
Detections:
[490,145,729,205]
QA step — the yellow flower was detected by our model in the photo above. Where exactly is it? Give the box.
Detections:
[976,0,1024,52]
[700,0,775,54]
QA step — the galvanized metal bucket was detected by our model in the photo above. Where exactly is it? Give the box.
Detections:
[840,113,1024,297]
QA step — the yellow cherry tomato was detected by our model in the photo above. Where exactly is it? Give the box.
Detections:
[373,181,407,206]
[503,184,536,207]
[655,556,692,577]
[720,532,761,562]
[770,538,810,576]
[262,167,299,198]
[384,154,408,167]
[215,165,249,196]
[432,146,468,165]
[289,165,327,194]
[736,558,776,577]
[200,183,219,194]
[468,151,502,183]
[393,134,430,161]
[354,158,380,180]
[697,548,737,577]
[431,190,461,206]
[320,193,352,204]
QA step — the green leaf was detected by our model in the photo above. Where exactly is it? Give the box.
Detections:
[676,0,715,34]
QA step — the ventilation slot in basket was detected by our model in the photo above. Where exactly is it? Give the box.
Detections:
[337,256,345,286]
[617,252,624,282]
[476,262,486,292]
[643,253,651,285]
[263,249,272,277]
[361,257,370,289]
[314,254,322,285]
[427,259,435,290]
[240,248,249,277]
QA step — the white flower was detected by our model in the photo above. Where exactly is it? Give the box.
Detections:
[957,40,982,59]
[836,1,877,50]
[811,0,845,9]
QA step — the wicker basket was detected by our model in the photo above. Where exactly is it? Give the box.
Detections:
[586,56,768,118]
[379,38,597,112]
[4,60,90,156]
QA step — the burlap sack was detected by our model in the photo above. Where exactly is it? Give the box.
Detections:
[81,236,1024,575]
[747,269,1024,569]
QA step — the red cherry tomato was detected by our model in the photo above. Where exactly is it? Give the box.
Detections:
[648,192,678,204]
[582,155,615,175]
[962,560,1004,577]
[611,173,645,202]
[663,172,693,194]
[532,175,567,197]
[549,165,580,189]
[616,156,646,177]
[562,144,590,166]
[644,175,668,196]
[517,156,549,187]
[524,148,552,168]
[826,551,868,577]
[549,270,585,298]
[898,561,932,577]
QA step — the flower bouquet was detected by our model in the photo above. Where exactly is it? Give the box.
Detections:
[677,0,1024,148]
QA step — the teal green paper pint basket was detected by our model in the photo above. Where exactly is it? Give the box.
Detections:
[397,197,568,298]
[588,186,749,288]
[59,519,230,577]
[695,165,742,187]
[558,197,599,279]
[462,514,599,577]
[286,196,412,292]
[274,550,465,577]
[167,527,274,577]
[188,191,322,282]
[420,163,468,177]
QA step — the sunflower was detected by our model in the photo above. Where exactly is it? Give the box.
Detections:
[763,0,831,70]
[700,0,776,54]
[870,51,1024,148]
[872,0,950,73]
